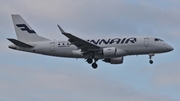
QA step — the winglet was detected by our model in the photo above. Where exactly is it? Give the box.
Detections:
[57,25,66,34]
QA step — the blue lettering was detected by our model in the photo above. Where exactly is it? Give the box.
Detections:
[99,39,111,45]
[121,38,126,44]
[125,37,137,43]
[16,24,36,33]
[129,37,137,43]
[110,38,121,44]
[88,39,100,45]
[87,38,137,45]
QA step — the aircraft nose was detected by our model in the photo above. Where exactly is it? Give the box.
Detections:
[167,44,174,51]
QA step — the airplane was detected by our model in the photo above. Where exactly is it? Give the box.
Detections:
[8,14,174,69]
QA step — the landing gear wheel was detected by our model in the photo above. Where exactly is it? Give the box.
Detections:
[87,58,93,64]
[92,63,98,69]
[149,60,153,64]
[149,54,154,64]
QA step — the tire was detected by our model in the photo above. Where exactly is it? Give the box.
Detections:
[87,58,93,64]
[92,63,98,69]
[149,60,153,64]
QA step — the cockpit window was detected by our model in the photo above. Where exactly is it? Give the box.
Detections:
[154,38,164,41]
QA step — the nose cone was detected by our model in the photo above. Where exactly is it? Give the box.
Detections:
[167,44,174,52]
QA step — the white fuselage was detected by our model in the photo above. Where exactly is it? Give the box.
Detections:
[11,36,173,59]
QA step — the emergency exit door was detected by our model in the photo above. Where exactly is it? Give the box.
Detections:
[144,38,149,47]
[50,42,55,51]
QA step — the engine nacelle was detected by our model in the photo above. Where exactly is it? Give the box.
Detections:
[102,47,126,58]
[103,57,124,64]
[71,50,83,57]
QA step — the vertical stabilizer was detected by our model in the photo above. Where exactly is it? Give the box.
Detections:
[12,14,49,42]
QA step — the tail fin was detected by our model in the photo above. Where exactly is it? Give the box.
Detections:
[11,14,49,42]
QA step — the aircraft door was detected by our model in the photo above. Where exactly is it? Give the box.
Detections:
[144,38,149,47]
[50,42,55,51]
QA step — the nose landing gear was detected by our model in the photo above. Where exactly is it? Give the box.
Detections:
[149,54,154,64]
[149,60,153,64]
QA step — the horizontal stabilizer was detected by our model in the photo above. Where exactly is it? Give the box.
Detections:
[7,38,34,48]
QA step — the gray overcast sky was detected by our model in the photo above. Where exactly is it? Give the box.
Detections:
[0,0,180,101]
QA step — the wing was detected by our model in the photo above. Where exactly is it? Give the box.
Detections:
[57,25,101,51]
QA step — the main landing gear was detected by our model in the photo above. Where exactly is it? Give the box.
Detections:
[86,58,98,69]
[92,62,98,69]
[149,54,154,64]
[87,58,93,64]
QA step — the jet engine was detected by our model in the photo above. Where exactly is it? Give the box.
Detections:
[103,57,124,64]
[102,47,126,58]
[71,50,82,57]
